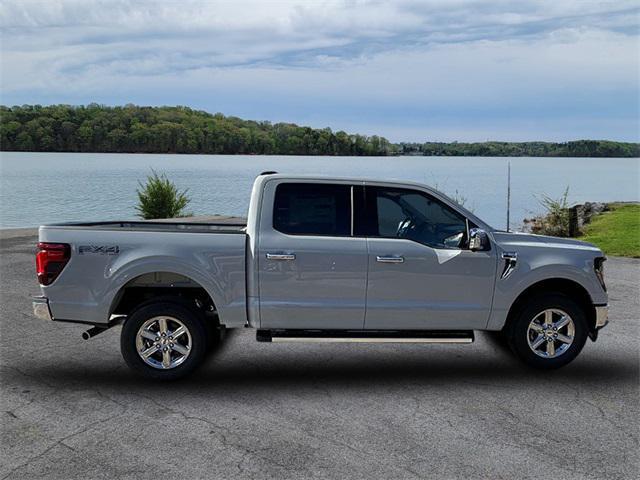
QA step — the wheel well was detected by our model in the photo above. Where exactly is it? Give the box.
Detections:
[110,272,219,324]
[504,278,596,336]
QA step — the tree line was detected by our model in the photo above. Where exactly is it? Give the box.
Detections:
[0,104,392,156]
[1,104,638,157]
[397,140,639,158]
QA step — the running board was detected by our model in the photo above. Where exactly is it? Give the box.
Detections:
[256,329,474,344]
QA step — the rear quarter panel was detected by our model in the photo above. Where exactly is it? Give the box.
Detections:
[39,226,247,327]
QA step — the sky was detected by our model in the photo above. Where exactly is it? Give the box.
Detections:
[1,0,639,142]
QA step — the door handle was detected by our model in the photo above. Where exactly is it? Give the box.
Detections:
[266,253,296,261]
[376,255,404,263]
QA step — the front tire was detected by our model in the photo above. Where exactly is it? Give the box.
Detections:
[506,293,588,369]
[121,301,208,380]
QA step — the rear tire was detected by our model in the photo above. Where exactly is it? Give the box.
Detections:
[121,301,208,380]
[506,293,588,369]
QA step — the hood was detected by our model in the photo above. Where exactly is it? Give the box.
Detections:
[492,231,602,254]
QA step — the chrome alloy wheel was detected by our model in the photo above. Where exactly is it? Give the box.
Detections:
[135,316,192,369]
[527,309,575,359]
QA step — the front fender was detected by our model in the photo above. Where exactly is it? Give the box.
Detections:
[486,253,606,330]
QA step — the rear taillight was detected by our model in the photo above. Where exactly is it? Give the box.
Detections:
[36,242,70,285]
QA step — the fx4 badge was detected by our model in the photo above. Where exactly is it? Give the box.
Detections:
[78,245,120,255]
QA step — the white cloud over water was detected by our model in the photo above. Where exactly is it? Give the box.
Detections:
[1,0,638,141]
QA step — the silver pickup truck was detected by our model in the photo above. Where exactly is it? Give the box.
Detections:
[33,173,609,379]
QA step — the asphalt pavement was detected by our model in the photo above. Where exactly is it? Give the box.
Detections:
[1,229,638,479]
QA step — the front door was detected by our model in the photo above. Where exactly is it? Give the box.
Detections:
[258,181,368,330]
[363,185,497,330]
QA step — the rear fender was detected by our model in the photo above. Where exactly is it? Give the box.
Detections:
[104,255,246,327]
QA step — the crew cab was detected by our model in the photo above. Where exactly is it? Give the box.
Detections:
[33,173,609,379]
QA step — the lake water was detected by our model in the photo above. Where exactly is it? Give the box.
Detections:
[0,152,638,229]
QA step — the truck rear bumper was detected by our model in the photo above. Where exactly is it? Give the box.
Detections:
[32,296,53,321]
[595,304,609,329]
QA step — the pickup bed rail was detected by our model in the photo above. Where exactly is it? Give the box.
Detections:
[42,219,246,234]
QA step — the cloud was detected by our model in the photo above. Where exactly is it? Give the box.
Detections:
[1,0,638,141]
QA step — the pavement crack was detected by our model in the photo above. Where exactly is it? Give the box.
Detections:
[5,365,59,390]
[0,410,125,480]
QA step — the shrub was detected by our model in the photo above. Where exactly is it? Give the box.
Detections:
[532,186,571,237]
[136,170,191,219]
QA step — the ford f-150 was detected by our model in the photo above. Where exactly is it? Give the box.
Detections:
[33,173,609,379]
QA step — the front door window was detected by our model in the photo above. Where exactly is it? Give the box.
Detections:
[366,187,467,249]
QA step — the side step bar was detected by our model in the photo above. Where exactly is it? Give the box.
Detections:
[256,329,474,344]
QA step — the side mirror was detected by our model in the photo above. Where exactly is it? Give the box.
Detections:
[469,228,490,251]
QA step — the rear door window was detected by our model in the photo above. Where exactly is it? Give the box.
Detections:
[273,183,351,236]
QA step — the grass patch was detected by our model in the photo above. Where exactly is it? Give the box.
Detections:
[579,203,640,258]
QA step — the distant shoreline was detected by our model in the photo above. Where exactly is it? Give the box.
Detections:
[2,150,639,159]
[2,104,639,158]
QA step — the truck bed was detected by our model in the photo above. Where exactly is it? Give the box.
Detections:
[38,216,248,327]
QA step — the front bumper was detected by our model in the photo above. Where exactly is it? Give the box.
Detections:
[595,304,609,329]
[32,296,53,321]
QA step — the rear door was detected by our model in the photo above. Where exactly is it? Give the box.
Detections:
[362,185,497,330]
[257,180,368,329]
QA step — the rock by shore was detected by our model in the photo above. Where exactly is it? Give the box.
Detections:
[522,201,638,236]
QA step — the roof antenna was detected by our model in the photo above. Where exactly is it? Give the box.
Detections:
[506,160,511,232]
